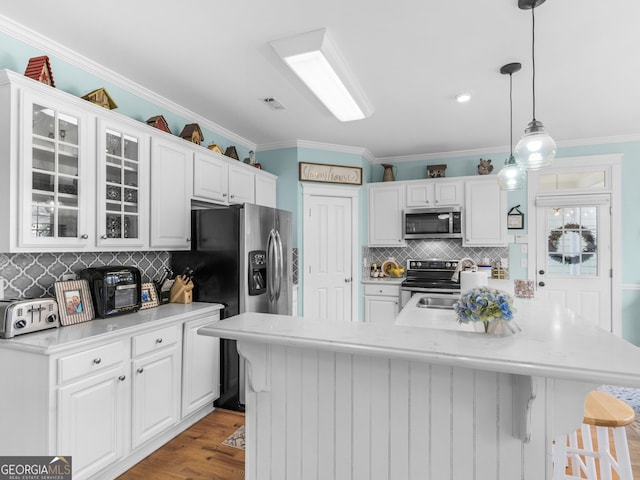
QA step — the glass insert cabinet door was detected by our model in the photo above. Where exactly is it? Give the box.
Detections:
[25,96,88,247]
[97,120,147,247]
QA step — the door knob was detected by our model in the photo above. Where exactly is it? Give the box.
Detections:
[344,278,352,283]
[80,234,88,239]
[538,281,545,287]
[539,269,545,275]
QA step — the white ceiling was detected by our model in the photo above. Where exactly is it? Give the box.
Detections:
[1,0,639,160]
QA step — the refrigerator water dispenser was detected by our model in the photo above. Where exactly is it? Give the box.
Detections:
[248,250,267,295]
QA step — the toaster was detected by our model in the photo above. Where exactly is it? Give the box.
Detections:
[0,298,60,338]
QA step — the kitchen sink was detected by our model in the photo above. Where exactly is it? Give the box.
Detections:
[415,296,458,310]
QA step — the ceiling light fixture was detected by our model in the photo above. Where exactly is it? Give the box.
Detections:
[456,93,472,103]
[270,29,373,122]
[514,0,556,170]
[497,62,526,191]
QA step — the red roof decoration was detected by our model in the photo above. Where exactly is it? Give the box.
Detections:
[146,115,172,134]
[24,55,55,87]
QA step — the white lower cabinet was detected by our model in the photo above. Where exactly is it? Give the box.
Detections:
[0,306,222,480]
[363,283,401,323]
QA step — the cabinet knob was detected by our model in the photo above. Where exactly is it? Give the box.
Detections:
[156,338,163,344]
[539,269,545,275]
[538,281,545,287]
[119,375,126,381]
[93,358,102,365]
[434,200,439,204]
[101,235,108,239]
[230,194,235,199]
[223,193,227,197]
[137,367,144,374]
[80,234,89,239]
[186,238,191,242]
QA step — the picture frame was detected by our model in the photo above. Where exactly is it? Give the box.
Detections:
[507,205,525,230]
[54,279,95,326]
[299,162,362,185]
[140,282,159,310]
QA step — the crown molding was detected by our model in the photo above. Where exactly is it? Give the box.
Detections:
[376,145,511,164]
[0,14,256,150]
[258,139,376,163]
[557,133,640,148]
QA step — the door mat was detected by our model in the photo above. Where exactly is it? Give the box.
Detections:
[222,425,245,450]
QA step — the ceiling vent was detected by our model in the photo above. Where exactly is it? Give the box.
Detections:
[263,97,286,110]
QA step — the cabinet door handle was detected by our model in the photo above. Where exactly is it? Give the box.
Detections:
[137,367,144,374]
[93,358,102,364]
[100,235,108,239]
[80,234,89,239]
[119,375,126,381]
[156,338,163,344]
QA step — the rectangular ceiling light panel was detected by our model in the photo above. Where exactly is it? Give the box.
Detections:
[271,29,373,122]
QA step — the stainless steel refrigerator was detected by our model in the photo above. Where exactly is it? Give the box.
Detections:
[171,203,292,411]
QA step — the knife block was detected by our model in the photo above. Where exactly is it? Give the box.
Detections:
[169,277,193,304]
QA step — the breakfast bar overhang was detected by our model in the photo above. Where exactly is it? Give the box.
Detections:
[199,301,640,479]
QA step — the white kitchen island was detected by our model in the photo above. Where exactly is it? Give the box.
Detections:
[199,300,640,480]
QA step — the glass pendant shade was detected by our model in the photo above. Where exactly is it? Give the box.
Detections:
[497,155,526,190]
[514,119,556,170]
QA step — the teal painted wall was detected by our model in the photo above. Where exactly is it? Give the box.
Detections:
[0,30,254,161]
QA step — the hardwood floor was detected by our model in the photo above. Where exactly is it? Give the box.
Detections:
[120,409,640,480]
[118,409,245,480]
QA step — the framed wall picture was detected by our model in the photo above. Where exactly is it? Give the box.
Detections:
[507,205,524,230]
[299,162,362,185]
[140,282,159,310]
[54,279,95,326]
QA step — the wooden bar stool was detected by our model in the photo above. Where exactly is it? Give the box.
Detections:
[553,390,635,480]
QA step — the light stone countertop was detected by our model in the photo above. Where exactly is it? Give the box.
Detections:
[361,276,405,285]
[199,299,640,388]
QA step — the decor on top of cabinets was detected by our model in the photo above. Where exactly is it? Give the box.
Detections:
[507,205,524,229]
[381,164,396,181]
[477,158,494,175]
[24,55,55,87]
[427,164,446,178]
[82,88,118,110]
[299,162,363,185]
[224,145,239,160]
[54,279,95,325]
[179,123,204,145]
[146,115,172,134]
[243,150,256,166]
[207,143,223,154]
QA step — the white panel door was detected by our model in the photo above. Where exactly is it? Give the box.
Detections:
[535,195,611,330]
[304,195,353,321]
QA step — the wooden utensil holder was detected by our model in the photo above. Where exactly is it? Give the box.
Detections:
[169,277,193,304]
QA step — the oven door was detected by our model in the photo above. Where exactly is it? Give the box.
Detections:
[404,208,462,239]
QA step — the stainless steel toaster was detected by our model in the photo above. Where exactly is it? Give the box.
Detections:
[0,298,60,338]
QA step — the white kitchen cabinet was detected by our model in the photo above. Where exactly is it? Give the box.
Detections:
[150,136,193,250]
[363,283,401,323]
[228,162,256,205]
[58,364,129,479]
[406,179,463,207]
[96,118,149,249]
[463,177,508,246]
[368,183,406,246]
[255,170,277,208]
[193,151,229,203]
[182,313,220,417]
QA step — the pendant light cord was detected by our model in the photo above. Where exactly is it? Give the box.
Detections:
[531,4,536,121]
[509,72,514,156]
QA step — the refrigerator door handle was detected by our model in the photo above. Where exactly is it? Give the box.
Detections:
[267,229,277,303]
[275,230,284,300]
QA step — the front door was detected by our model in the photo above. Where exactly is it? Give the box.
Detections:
[535,194,611,330]
[303,194,353,321]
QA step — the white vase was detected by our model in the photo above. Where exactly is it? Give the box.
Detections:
[487,319,519,336]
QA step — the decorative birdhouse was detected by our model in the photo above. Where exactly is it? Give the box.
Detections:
[179,123,204,145]
[146,115,172,134]
[427,164,447,178]
[224,146,239,161]
[477,158,493,175]
[207,144,223,154]
[24,55,55,87]
[82,88,118,110]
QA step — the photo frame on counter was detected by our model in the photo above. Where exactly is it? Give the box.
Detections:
[54,279,95,326]
[299,162,362,185]
[140,282,159,310]
[507,205,524,230]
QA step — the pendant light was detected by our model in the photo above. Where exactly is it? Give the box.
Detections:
[514,0,556,170]
[497,62,526,190]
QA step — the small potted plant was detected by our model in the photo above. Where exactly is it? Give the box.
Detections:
[453,286,519,335]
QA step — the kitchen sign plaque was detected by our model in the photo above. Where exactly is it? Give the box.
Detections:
[299,162,362,185]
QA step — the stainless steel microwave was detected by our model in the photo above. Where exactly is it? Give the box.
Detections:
[404,207,462,239]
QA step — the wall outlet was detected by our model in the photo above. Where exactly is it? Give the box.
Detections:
[62,273,77,281]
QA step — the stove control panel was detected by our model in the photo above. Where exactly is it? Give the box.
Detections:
[407,259,459,271]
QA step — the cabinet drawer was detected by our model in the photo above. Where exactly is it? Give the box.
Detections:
[132,324,179,357]
[364,284,401,296]
[58,341,124,384]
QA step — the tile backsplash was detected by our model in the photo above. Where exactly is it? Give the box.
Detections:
[0,251,170,300]
[364,239,509,274]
